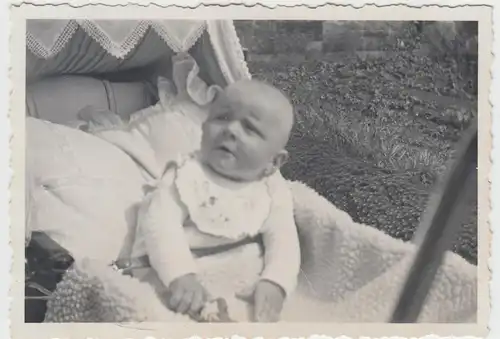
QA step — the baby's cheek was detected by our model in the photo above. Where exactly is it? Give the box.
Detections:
[203,124,220,143]
[242,149,269,172]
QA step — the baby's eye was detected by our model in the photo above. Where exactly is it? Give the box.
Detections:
[243,121,258,134]
[215,113,231,121]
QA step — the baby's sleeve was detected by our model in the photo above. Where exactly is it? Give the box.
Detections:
[137,168,197,286]
[259,173,301,297]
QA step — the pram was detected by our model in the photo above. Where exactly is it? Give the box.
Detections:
[24,19,478,323]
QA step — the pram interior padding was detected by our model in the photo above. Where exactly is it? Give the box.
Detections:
[25,19,477,323]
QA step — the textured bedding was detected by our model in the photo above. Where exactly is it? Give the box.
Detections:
[28,54,477,323]
[43,180,477,323]
[26,117,146,262]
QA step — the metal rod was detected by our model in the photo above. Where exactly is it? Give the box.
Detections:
[25,295,53,301]
[26,281,54,296]
[390,121,477,323]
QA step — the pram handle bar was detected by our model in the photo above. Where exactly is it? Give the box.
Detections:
[390,119,478,323]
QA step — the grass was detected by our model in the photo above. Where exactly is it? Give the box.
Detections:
[237,23,478,265]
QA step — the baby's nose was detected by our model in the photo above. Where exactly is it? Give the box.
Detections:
[224,121,240,138]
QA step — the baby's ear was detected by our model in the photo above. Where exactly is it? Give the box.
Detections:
[262,150,289,178]
[273,150,289,168]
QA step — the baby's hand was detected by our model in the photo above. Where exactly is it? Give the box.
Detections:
[253,280,286,322]
[167,273,210,316]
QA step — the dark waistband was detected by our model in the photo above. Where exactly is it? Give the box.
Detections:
[112,234,263,273]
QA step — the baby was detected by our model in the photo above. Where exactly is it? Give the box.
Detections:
[131,79,301,322]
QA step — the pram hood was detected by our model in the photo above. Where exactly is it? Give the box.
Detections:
[26,20,249,85]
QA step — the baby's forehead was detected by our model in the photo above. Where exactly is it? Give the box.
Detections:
[211,80,294,132]
[224,82,291,112]
[226,80,283,100]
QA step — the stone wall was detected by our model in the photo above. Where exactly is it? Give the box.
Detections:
[322,21,416,52]
[234,20,323,54]
[234,20,478,57]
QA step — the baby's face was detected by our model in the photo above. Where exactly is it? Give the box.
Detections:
[200,82,292,182]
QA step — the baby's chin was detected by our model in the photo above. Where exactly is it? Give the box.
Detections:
[206,153,239,176]
[208,149,236,167]
[202,150,263,182]
[206,160,258,183]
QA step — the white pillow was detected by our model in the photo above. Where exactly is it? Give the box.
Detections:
[88,100,206,181]
[26,117,147,263]
[84,53,222,181]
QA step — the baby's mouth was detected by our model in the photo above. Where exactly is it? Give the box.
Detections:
[216,145,234,156]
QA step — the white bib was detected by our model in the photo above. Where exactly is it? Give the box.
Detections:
[174,155,272,240]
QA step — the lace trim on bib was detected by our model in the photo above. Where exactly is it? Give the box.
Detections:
[174,155,272,240]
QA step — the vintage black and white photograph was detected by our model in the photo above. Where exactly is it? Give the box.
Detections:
[13,3,491,337]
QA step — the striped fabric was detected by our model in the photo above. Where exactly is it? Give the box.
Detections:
[27,26,177,83]
[26,75,158,124]
[26,20,207,83]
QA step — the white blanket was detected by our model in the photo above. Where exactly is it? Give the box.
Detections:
[43,184,476,323]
